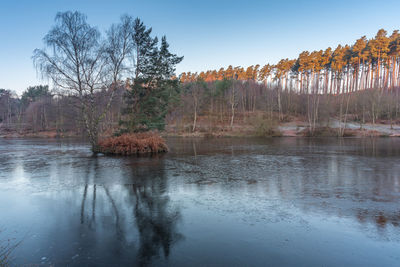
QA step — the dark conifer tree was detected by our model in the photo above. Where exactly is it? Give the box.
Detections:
[120,26,183,132]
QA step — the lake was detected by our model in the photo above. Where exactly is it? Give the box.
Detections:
[0,137,399,266]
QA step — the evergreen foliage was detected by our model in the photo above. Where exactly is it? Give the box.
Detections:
[21,85,51,105]
[120,23,183,133]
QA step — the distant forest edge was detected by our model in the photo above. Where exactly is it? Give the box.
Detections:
[1,24,400,143]
[181,29,400,93]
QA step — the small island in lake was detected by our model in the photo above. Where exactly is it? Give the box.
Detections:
[98,133,168,155]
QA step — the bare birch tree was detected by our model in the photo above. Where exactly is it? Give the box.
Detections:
[34,11,131,152]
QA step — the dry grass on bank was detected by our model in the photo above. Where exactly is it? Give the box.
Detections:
[300,126,391,137]
[249,113,282,137]
[301,127,356,137]
[98,132,168,155]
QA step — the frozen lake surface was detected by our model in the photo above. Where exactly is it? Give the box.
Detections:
[0,137,399,266]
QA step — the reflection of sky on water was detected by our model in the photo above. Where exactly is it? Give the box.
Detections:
[0,137,399,266]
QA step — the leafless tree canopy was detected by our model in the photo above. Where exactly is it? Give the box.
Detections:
[33,12,138,151]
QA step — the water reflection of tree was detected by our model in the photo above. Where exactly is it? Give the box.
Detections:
[132,182,182,265]
[79,155,182,266]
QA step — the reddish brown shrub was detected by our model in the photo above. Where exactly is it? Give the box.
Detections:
[98,132,168,155]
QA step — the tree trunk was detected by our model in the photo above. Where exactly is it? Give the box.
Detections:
[192,96,197,132]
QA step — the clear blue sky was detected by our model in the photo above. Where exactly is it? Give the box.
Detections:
[1,0,400,94]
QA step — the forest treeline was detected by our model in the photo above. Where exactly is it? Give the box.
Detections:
[181,29,400,94]
[1,28,400,140]
[177,29,400,135]
[1,79,399,138]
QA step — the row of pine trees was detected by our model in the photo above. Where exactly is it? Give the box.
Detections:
[180,29,400,94]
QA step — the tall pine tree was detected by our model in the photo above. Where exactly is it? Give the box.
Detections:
[120,24,183,133]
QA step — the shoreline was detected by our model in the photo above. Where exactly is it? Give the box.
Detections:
[1,121,399,139]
